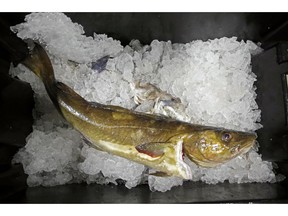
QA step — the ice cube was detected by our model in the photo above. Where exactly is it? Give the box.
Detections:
[148,175,183,192]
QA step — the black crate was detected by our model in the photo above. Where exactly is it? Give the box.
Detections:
[1,13,288,203]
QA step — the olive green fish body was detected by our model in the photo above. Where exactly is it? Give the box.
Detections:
[57,82,204,178]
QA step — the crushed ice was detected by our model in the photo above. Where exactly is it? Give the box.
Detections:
[10,12,283,192]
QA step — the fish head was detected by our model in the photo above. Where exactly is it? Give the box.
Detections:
[183,128,257,167]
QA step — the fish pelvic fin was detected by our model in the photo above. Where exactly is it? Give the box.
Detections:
[149,171,171,177]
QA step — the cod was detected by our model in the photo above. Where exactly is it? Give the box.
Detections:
[20,43,256,179]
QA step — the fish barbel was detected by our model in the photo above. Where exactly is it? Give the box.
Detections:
[20,43,257,179]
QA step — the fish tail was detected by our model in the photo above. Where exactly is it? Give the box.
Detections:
[21,43,56,86]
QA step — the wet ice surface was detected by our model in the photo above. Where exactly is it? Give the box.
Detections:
[10,13,283,192]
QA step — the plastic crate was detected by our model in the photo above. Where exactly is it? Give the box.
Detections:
[0,13,288,203]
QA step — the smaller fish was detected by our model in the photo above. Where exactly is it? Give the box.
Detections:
[91,55,110,73]
[153,99,191,122]
[130,81,191,122]
[130,81,164,105]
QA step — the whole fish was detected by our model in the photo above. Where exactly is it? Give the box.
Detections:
[20,43,256,179]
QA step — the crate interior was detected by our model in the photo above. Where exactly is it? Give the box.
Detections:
[0,13,288,203]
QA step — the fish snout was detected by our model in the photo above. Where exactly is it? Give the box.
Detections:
[231,136,256,155]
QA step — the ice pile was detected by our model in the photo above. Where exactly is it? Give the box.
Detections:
[10,13,282,192]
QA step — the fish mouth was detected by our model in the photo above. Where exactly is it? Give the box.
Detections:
[230,138,255,155]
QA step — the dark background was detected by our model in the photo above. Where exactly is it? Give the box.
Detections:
[0,13,288,203]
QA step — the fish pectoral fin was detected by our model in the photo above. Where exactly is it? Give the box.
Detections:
[136,135,192,180]
[135,142,172,158]
[149,171,171,177]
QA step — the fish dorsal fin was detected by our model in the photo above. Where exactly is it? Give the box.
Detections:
[91,103,130,113]
[56,82,87,104]
[106,105,130,112]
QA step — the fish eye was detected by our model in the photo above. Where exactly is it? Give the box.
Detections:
[222,133,232,142]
